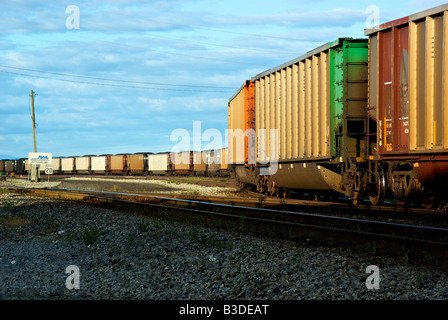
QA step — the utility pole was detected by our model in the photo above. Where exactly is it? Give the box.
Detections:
[30,90,40,182]
[31,90,37,152]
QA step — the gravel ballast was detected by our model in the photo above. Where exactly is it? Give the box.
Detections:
[1,191,447,301]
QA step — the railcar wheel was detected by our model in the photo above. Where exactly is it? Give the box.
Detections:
[369,169,385,206]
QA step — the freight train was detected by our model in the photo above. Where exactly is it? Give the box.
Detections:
[0,149,229,178]
[227,4,448,209]
[2,5,448,208]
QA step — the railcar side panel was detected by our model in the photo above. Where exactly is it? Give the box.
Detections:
[194,151,207,175]
[61,157,75,173]
[110,155,126,174]
[128,154,145,173]
[15,159,26,174]
[5,160,14,173]
[366,4,448,155]
[0,160,5,174]
[91,156,108,174]
[171,151,193,175]
[75,156,91,173]
[228,80,255,165]
[253,38,368,164]
[147,153,171,174]
[39,158,61,174]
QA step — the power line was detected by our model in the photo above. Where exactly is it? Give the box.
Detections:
[0,69,236,93]
[0,65,237,89]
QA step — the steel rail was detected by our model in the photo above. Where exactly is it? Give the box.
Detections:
[2,186,448,261]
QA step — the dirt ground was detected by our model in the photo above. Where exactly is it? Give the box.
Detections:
[0,175,244,197]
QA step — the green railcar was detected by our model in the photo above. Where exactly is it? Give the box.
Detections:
[328,38,369,162]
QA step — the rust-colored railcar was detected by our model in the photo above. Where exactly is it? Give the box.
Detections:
[109,155,127,175]
[227,80,255,166]
[193,151,207,176]
[127,154,146,175]
[171,151,193,175]
[365,4,448,207]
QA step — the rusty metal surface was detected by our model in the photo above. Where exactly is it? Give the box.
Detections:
[367,6,448,155]
[128,154,145,171]
[110,155,126,171]
[228,81,252,165]
[172,151,193,172]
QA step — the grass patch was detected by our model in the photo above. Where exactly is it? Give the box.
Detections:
[189,226,233,250]
[0,215,32,229]
[81,227,102,245]
[2,200,15,211]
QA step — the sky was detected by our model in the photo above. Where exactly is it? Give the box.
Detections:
[1,0,447,159]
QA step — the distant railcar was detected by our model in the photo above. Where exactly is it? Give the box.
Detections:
[109,155,127,175]
[37,158,61,175]
[61,157,75,174]
[91,155,109,175]
[128,154,146,175]
[0,160,5,174]
[172,151,193,176]
[75,156,91,174]
[219,148,230,177]
[147,153,172,175]
[5,160,15,174]
[52,158,62,174]
[205,149,221,176]
[193,151,207,176]
[15,159,26,174]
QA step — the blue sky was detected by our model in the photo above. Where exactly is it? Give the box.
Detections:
[1,0,447,158]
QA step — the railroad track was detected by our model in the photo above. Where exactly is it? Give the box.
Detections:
[2,186,448,262]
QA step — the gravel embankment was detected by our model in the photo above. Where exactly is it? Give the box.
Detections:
[1,191,447,300]
[0,176,239,197]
